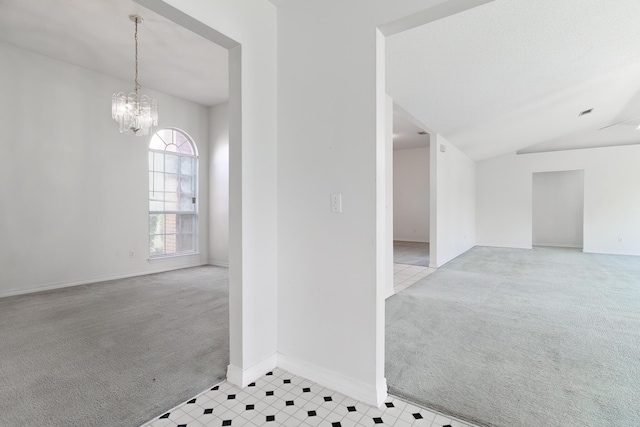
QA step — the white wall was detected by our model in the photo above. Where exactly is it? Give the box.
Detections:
[154,0,279,387]
[276,0,452,406]
[393,146,430,242]
[532,170,584,248]
[430,134,476,267]
[384,95,394,299]
[477,145,640,255]
[208,103,229,266]
[0,42,210,297]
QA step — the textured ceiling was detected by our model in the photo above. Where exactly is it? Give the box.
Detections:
[0,0,228,107]
[387,0,640,160]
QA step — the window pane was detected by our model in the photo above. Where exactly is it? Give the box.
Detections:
[149,214,164,234]
[165,234,177,254]
[179,215,194,233]
[150,235,164,255]
[164,214,176,233]
[153,152,164,172]
[181,157,193,175]
[175,131,187,145]
[165,155,179,173]
[180,176,193,194]
[180,195,195,211]
[149,134,166,150]
[178,232,194,252]
[166,144,179,153]
[152,172,165,192]
[165,173,179,192]
[149,200,164,211]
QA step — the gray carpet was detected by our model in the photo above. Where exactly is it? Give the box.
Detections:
[0,265,229,427]
[386,246,640,427]
[394,241,430,266]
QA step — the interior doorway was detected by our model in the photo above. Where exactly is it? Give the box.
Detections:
[390,107,435,293]
[532,170,585,249]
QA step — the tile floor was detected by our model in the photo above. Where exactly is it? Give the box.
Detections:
[142,369,477,427]
[393,263,436,293]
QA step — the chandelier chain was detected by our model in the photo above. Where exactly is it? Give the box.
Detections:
[134,17,140,94]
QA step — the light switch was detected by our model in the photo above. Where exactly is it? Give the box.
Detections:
[331,193,342,213]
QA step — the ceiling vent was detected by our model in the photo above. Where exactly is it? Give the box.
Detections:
[417,131,428,135]
[578,108,593,117]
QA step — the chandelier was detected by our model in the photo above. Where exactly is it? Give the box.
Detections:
[112,14,158,136]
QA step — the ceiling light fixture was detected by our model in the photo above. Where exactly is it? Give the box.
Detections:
[112,14,158,136]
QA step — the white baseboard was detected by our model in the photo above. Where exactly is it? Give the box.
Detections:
[0,261,208,299]
[278,353,387,408]
[227,353,278,388]
[385,289,395,299]
[209,260,229,268]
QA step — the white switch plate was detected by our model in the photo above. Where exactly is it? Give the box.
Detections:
[331,193,342,213]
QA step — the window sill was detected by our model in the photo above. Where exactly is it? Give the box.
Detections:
[148,252,200,263]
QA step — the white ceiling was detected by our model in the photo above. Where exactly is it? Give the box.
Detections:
[0,0,228,107]
[387,0,640,160]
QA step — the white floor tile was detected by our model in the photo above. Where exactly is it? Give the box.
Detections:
[141,370,479,427]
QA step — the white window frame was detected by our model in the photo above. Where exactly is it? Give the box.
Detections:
[148,128,199,260]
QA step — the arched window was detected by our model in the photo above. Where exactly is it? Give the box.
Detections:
[148,129,198,257]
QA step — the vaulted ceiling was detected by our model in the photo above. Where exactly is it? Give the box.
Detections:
[387,0,640,160]
[0,0,228,107]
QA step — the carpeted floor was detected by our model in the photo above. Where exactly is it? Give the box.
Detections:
[386,246,640,427]
[394,241,430,266]
[0,265,229,427]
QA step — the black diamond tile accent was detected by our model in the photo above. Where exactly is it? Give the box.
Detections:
[413,413,423,419]
[203,408,213,415]
[227,394,236,400]
[159,413,170,419]
[373,418,384,424]
[266,415,275,422]
[187,398,196,404]
[284,379,291,384]
[385,402,394,408]
[266,390,274,396]
[307,410,317,417]
[211,385,219,391]
[324,396,332,402]
[248,382,256,387]
[177,425,187,427]
[266,372,273,376]
[332,423,342,427]
[347,406,356,412]
[222,421,232,426]
[286,400,294,406]
[303,387,311,392]
[443,425,453,427]
[246,404,255,410]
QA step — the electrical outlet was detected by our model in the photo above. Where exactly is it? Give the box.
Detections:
[129,250,135,258]
[331,193,342,213]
